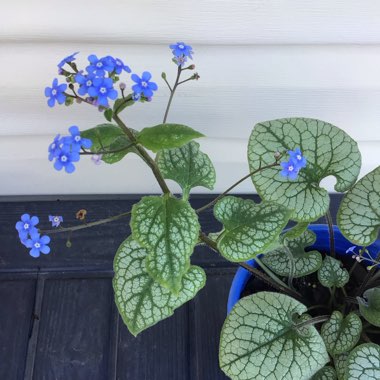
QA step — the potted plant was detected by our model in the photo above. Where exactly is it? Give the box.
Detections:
[15,44,380,380]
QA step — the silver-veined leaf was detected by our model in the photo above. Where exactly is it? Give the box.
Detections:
[358,287,380,327]
[311,366,337,380]
[318,256,349,288]
[345,343,380,380]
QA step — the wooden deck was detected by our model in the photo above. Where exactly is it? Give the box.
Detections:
[0,194,341,379]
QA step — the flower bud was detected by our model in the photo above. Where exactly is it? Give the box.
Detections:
[188,64,195,70]
[193,73,200,80]
[161,72,166,79]
[76,97,82,104]
[274,151,281,160]
[119,82,126,90]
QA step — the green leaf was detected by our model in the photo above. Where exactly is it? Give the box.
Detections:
[318,256,349,288]
[262,229,322,278]
[321,311,362,355]
[358,287,380,327]
[337,166,380,246]
[334,353,349,380]
[137,123,204,152]
[81,123,138,164]
[248,118,361,222]
[345,343,380,380]
[131,194,200,293]
[219,291,329,380]
[113,94,134,115]
[156,141,216,199]
[104,108,113,122]
[113,236,205,336]
[311,366,337,380]
[214,196,291,261]
[281,222,309,241]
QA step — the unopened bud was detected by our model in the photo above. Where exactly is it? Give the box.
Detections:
[161,72,166,79]
[119,82,126,90]
[68,83,74,90]
[76,97,82,104]
[66,239,72,248]
[274,151,281,160]
[189,64,195,70]
[193,73,200,80]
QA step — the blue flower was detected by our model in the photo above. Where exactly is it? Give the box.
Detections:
[170,42,193,60]
[25,231,51,258]
[88,77,118,107]
[280,160,299,180]
[113,57,131,74]
[15,214,39,242]
[86,55,114,76]
[48,134,63,161]
[44,78,67,107]
[132,92,141,102]
[74,72,97,96]
[288,148,307,170]
[58,52,79,69]
[49,215,63,227]
[64,126,92,152]
[53,145,80,173]
[346,246,357,254]
[131,72,158,98]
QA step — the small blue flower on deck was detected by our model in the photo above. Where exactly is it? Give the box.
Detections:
[49,215,63,228]
[58,52,79,70]
[288,147,307,169]
[45,78,67,107]
[86,55,114,77]
[48,134,63,161]
[88,77,118,107]
[108,56,131,75]
[64,126,92,152]
[25,232,51,258]
[131,72,158,98]
[74,72,97,96]
[15,214,39,242]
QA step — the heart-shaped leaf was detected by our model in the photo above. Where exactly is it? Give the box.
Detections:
[358,287,380,327]
[219,291,329,380]
[131,194,200,293]
[281,222,309,241]
[337,166,380,246]
[345,343,380,380]
[311,366,337,380]
[81,123,139,163]
[262,229,322,278]
[321,311,362,355]
[318,256,349,288]
[156,141,216,199]
[137,123,204,152]
[113,237,205,336]
[334,353,349,380]
[248,118,361,222]
[214,196,291,261]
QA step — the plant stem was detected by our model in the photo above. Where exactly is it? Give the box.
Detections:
[163,66,182,123]
[112,114,171,194]
[295,315,330,329]
[283,245,296,290]
[40,210,131,235]
[198,232,304,302]
[325,210,335,258]
[196,160,280,214]
[80,142,136,155]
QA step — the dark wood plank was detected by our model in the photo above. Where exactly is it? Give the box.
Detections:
[190,268,235,380]
[117,304,189,380]
[0,280,36,380]
[32,278,114,380]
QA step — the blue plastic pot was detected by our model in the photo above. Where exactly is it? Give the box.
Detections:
[227,224,380,314]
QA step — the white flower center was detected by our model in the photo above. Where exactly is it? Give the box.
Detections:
[296,154,302,161]
[54,216,60,222]
[52,89,57,95]
[141,81,148,88]
[179,44,184,49]
[61,155,68,162]
[96,62,103,68]
[24,223,29,230]
[288,165,294,172]
[86,80,92,86]
[34,242,41,248]
[74,136,81,142]
[100,87,107,94]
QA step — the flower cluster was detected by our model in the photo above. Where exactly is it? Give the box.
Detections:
[15,214,51,258]
[170,42,194,66]
[280,148,307,180]
[347,246,380,270]
[48,126,92,173]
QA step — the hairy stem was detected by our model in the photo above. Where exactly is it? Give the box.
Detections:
[40,211,131,235]
[325,210,336,258]
[112,114,171,194]
[163,66,182,123]
[295,315,330,329]
[196,160,280,214]
[80,142,136,155]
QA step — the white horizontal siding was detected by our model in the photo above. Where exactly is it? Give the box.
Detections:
[1,2,379,195]
[2,1,380,44]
